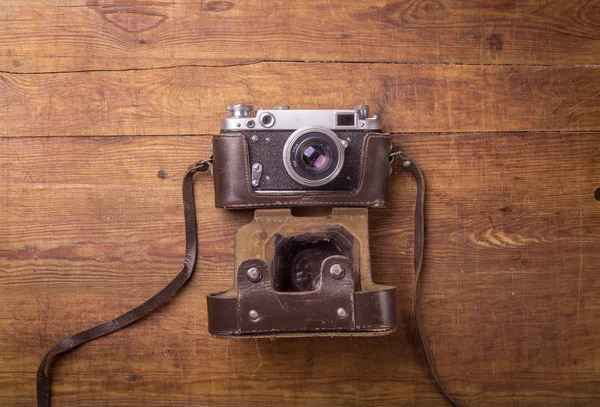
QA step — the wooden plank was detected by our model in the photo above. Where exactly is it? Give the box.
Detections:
[1,133,599,406]
[2,63,600,137]
[2,0,600,72]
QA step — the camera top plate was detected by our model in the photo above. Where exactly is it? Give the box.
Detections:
[220,104,382,132]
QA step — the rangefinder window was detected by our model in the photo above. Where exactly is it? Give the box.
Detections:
[336,113,355,127]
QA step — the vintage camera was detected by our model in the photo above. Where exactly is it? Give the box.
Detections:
[207,105,396,337]
[212,105,392,208]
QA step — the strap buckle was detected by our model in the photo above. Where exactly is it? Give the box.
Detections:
[389,151,412,172]
[188,155,213,173]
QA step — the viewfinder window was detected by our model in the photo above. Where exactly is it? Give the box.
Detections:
[336,114,355,127]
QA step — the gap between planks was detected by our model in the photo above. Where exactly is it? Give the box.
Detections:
[1,130,599,139]
[1,59,600,76]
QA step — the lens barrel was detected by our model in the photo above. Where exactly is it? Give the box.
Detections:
[283,126,346,187]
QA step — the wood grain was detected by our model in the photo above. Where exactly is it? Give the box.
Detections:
[2,0,600,405]
[2,63,600,137]
[2,0,600,73]
[1,133,599,406]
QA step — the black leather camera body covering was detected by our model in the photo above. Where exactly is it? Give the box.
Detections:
[211,132,392,209]
[234,129,370,191]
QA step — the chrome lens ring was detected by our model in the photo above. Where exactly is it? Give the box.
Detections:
[283,126,345,187]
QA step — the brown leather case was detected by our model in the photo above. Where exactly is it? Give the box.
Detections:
[211,133,391,209]
[206,208,396,338]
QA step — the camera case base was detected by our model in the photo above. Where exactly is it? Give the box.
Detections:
[206,208,396,338]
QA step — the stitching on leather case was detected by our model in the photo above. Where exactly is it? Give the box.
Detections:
[224,201,379,207]
[243,326,355,333]
[214,133,390,207]
[212,325,393,334]
[356,325,394,329]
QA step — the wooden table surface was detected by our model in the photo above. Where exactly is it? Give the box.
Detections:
[1,1,600,406]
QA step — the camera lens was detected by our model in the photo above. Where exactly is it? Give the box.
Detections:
[301,144,328,170]
[283,126,346,187]
[293,135,334,178]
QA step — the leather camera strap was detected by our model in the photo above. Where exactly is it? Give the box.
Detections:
[36,158,212,407]
[393,151,458,407]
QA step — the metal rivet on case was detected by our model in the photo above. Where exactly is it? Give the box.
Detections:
[251,135,258,142]
[246,267,262,282]
[337,307,348,318]
[403,160,411,168]
[249,309,259,320]
[330,264,345,279]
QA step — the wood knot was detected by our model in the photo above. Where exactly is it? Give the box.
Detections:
[485,34,503,52]
[353,0,448,28]
[87,1,168,33]
[127,373,144,383]
[203,1,234,12]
